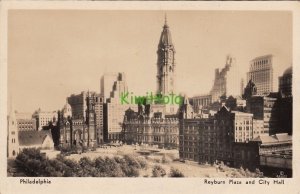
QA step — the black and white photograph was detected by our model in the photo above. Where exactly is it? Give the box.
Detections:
[0,1,299,194]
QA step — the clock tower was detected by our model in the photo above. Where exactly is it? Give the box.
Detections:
[156,16,176,96]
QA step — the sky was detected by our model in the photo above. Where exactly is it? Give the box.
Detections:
[8,10,292,113]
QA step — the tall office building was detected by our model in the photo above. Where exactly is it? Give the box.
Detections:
[103,72,137,142]
[247,55,273,95]
[100,73,119,103]
[210,55,242,102]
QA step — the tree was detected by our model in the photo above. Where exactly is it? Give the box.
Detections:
[169,167,184,177]
[152,165,166,177]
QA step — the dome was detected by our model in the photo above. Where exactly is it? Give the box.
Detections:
[283,66,292,76]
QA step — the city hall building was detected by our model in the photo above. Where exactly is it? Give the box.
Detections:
[122,18,181,149]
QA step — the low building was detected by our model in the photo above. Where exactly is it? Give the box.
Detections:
[234,133,292,176]
[32,109,57,131]
[180,106,253,166]
[16,119,36,131]
[15,112,37,131]
[225,96,246,111]
[189,94,212,114]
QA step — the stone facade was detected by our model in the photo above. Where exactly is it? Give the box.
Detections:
[123,105,179,149]
[59,91,101,147]
[180,106,254,166]
[16,118,36,131]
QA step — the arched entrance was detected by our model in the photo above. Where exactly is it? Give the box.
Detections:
[73,129,83,146]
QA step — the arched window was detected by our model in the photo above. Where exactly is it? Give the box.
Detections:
[12,150,16,156]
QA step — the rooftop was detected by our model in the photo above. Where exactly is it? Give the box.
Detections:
[251,133,292,144]
[19,130,52,146]
[250,54,273,61]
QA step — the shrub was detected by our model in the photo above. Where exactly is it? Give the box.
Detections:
[238,166,246,176]
[245,168,253,177]
[230,169,243,178]
[255,168,264,178]
[15,148,47,176]
[152,165,166,177]
[124,155,141,169]
[161,155,172,164]
[169,168,184,177]
[14,148,144,177]
[103,157,124,177]
[154,158,161,163]
[59,145,78,155]
[136,157,148,169]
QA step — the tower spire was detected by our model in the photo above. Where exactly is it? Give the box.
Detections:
[157,16,176,95]
[164,13,168,26]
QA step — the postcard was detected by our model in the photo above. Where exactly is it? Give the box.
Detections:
[0,1,299,194]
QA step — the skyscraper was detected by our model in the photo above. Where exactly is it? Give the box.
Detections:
[247,55,273,95]
[100,73,119,103]
[210,55,241,103]
[103,72,137,142]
